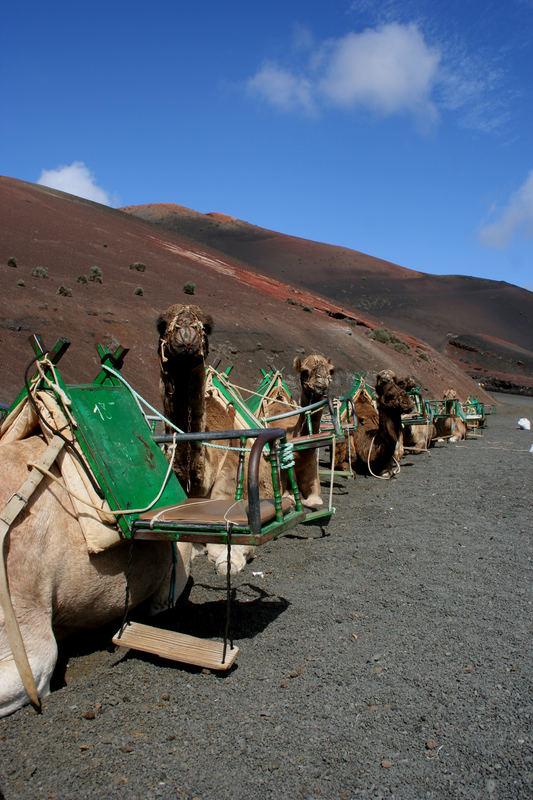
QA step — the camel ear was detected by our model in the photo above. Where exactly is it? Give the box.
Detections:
[157,312,169,337]
[202,314,214,337]
[293,357,302,372]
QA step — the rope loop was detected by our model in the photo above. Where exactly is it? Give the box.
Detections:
[278,440,295,469]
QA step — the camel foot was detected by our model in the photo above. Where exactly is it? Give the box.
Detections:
[206,544,256,576]
[302,494,323,510]
[281,491,297,508]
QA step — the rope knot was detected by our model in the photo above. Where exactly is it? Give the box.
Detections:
[278,440,295,469]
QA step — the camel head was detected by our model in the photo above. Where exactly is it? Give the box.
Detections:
[157,304,213,365]
[395,375,418,392]
[443,388,458,401]
[375,370,414,414]
[294,354,335,401]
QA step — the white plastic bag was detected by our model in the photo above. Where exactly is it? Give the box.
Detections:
[517,418,531,430]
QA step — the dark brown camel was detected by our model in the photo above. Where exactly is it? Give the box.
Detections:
[157,303,260,574]
[352,370,414,477]
[157,303,241,499]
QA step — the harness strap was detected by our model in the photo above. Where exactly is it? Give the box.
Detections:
[0,435,65,710]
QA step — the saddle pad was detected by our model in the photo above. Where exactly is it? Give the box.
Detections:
[139,497,293,526]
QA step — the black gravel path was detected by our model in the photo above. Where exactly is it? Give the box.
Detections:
[1,395,532,800]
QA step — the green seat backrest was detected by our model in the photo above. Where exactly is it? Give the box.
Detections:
[66,382,187,535]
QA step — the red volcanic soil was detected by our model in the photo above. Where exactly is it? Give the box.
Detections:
[0,177,515,410]
[123,202,533,394]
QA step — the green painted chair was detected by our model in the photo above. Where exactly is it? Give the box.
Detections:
[6,336,306,669]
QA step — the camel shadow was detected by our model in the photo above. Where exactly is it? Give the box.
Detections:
[51,580,290,687]
[111,581,290,675]
[154,580,290,641]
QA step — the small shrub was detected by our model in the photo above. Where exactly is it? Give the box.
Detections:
[77,274,88,284]
[102,243,108,247]
[57,285,72,297]
[183,281,195,295]
[88,266,103,283]
[134,286,144,296]
[7,256,17,268]
[31,266,49,279]
[286,297,298,305]
[130,262,146,272]
[417,347,430,362]
[393,341,411,354]
[17,279,25,287]
[370,327,392,344]
[302,305,314,312]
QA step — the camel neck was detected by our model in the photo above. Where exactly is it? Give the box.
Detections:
[161,360,206,432]
[378,404,402,443]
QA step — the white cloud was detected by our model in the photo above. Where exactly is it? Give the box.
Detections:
[247,62,315,114]
[479,170,533,247]
[37,161,111,205]
[318,24,440,120]
[247,22,439,125]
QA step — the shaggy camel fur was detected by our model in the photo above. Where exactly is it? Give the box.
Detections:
[0,436,192,717]
[434,388,467,442]
[157,304,236,497]
[265,354,335,508]
[352,370,414,477]
[157,304,256,575]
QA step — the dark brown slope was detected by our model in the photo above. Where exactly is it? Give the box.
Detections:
[0,176,494,408]
[122,203,533,394]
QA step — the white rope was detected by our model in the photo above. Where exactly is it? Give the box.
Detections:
[366,436,400,480]
[101,363,250,453]
[29,435,179,517]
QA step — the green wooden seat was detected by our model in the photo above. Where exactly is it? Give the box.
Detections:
[207,365,341,527]
[9,339,305,547]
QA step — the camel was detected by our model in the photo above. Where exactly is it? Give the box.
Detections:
[351,370,414,477]
[0,432,192,718]
[333,390,371,472]
[263,354,335,508]
[157,303,260,575]
[396,376,436,454]
[434,388,467,442]
[157,303,238,498]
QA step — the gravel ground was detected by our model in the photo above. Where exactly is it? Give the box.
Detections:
[1,394,532,800]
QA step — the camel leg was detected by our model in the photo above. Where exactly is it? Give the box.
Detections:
[0,611,58,717]
[295,451,323,509]
[146,542,193,614]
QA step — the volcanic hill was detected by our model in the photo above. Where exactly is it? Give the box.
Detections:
[1,176,530,411]
[122,202,533,397]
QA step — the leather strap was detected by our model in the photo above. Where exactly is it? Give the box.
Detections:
[0,435,65,710]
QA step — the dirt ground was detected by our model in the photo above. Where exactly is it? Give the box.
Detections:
[1,394,532,800]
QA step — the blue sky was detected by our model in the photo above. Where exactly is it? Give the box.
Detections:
[2,0,532,290]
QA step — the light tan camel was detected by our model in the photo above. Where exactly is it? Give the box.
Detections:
[0,434,192,718]
[264,354,335,508]
[396,376,436,454]
[434,388,467,442]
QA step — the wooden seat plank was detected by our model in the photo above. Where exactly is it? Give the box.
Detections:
[112,622,239,670]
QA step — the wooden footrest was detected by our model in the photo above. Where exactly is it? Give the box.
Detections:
[112,622,239,670]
